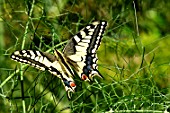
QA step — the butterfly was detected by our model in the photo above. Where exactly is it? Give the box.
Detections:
[10,20,107,98]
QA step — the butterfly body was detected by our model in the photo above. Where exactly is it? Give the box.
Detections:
[11,20,107,98]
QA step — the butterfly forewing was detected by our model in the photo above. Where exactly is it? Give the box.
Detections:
[11,50,76,97]
[63,21,107,81]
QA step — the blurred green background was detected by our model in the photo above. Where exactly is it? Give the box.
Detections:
[0,0,170,112]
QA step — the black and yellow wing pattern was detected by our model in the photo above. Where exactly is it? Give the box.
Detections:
[63,21,107,81]
[10,20,107,98]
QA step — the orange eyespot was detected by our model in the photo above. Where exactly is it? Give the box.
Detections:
[81,74,88,80]
[70,82,76,87]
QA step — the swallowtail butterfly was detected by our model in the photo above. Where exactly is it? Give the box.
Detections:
[11,20,107,98]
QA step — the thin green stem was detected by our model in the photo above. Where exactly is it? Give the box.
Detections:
[20,0,35,113]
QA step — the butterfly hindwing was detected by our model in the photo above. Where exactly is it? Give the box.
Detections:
[63,21,107,81]
[11,50,76,98]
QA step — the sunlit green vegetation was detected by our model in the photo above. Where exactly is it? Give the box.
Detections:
[0,0,170,112]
